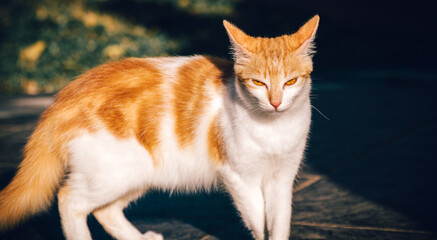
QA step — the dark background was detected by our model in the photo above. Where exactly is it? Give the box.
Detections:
[1,0,436,93]
[1,0,437,239]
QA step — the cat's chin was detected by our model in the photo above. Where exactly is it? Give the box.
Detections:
[264,108,287,114]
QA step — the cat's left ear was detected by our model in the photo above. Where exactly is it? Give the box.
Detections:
[292,15,320,55]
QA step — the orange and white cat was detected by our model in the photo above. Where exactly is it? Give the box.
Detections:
[0,15,319,240]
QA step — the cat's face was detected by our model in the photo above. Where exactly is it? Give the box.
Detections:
[224,16,319,113]
[234,44,313,113]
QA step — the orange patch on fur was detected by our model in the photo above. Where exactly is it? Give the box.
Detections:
[136,90,163,163]
[207,115,227,165]
[0,58,167,230]
[173,56,232,147]
[98,87,141,138]
[62,58,163,162]
[22,57,164,167]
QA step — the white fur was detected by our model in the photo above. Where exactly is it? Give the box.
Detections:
[147,56,195,82]
[59,55,312,240]
[219,74,311,240]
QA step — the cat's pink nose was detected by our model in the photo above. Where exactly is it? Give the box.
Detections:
[270,101,281,110]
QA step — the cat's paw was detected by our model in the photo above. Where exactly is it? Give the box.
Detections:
[142,231,164,240]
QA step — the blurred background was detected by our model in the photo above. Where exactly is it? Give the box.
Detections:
[1,0,437,239]
[1,0,435,94]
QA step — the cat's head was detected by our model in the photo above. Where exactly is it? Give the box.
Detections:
[223,15,319,114]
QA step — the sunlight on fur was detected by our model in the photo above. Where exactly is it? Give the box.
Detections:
[0,15,319,240]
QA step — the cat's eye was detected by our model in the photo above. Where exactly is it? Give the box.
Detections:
[252,79,265,86]
[284,78,298,86]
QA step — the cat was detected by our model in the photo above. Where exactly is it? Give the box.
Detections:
[0,15,319,240]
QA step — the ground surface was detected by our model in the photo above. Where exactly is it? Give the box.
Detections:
[1,69,436,239]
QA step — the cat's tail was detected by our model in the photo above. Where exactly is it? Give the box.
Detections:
[0,119,66,230]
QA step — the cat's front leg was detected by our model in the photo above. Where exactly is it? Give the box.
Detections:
[263,168,296,240]
[220,166,265,240]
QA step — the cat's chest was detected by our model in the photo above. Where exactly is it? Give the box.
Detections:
[226,109,311,157]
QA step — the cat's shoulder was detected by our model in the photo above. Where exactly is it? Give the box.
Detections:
[55,55,234,101]
[149,55,233,77]
[76,55,233,79]
[145,55,234,88]
[175,55,234,82]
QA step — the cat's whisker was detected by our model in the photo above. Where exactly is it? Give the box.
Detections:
[311,105,330,120]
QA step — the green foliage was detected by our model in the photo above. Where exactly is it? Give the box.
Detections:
[0,0,235,94]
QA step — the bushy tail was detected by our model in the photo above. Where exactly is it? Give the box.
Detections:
[0,124,66,230]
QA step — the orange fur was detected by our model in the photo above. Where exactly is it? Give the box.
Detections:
[136,90,164,164]
[224,15,319,54]
[224,16,319,107]
[0,16,318,233]
[207,115,227,165]
[0,110,68,229]
[173,56,232,148]
[69,58,164,161]
[0,58,165,229]
[0,56,234,229]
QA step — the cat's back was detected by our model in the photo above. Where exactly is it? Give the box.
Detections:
[46,55,234,191]
[37,55,234,159]
[54,55,233,107]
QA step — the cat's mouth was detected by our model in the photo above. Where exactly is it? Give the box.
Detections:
[273,109,286,113]
[264,107,287,114]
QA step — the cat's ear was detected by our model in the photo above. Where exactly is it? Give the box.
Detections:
[292,15,320,55]
[223,20,255,59]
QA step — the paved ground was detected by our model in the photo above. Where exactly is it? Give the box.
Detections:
[1,69,437,239]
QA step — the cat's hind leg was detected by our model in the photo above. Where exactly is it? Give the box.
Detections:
[61,130,161,239]
[58,183,163,240]
[58,186,95,240]
[93,190,163,240]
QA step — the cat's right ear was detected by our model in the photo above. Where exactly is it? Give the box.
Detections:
[223,20,255,59]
